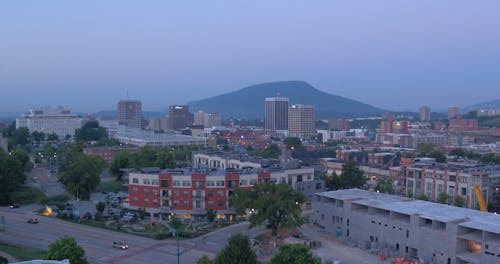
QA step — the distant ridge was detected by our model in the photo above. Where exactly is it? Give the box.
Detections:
[463,99,500,113]
[188,81,385,119]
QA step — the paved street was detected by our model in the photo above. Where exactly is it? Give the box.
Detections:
[0,206,264,264]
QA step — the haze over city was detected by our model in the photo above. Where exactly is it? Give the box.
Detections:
[1,1,499,113]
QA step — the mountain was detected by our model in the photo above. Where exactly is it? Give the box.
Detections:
[188,81,385,119]
[463,99,500,113]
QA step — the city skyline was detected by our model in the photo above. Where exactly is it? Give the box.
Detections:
[1,1,499,113]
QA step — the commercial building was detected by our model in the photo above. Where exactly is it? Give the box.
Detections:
[168,105,192,130]
[118,100,142,128]
[148,116,169,132]
[288,104,315,139]
[420,106,431,122]
[265,97,289,132]
[312,189,500,264]
[193,111,221,128]
[113,125,207,147]
[82,146,140,163]
[328,119,350,131]
[15,106,83,139]
[449,119,479,133]
[126,152,315,221]
[448,106,460,119]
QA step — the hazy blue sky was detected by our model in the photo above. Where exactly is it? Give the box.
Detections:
[1,1,499,113]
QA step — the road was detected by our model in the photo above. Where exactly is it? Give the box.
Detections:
[0,206,264,264]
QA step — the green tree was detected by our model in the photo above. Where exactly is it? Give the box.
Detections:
[31,131,46,143]
[454,196,465,207]
[270,244,321,264]
[47,133,59,141]
[58,155,104,200]
[230,183,305,237]
[0,150,26,204]
[437,192,449,204]
[284,137,303,150]
[416,194,429,201]
[197,256,213,264]
[109,151,130,181]
[324,172,341,190]
[252,144,281,159]
[375,178,394,194]
[11,148,33,172]
[339,161,366,189]
[206,209,216,223]
[74,121,108,142]
[46,237,88,264]
[96,201,106,213]
[0,256,8,264]
[214,233,259,264]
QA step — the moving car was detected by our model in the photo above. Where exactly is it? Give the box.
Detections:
[112,241,129,250]
[27,218,39,224]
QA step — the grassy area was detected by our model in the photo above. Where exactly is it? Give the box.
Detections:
[10,187,46,205]
[0,242,46,261]
[96,181,128,193]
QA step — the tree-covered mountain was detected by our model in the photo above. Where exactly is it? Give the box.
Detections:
[188,81,385,119]
[463,99,500,113]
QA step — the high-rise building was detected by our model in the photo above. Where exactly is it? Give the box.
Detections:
[15,106,83,139]
[380,112,394,133]
[193,111,221,128]
[419,106,431,122]
[118,100,142,128]
[168,105,192,130]
[265,97,289,131]
[288,104,315,139]
[448,106,460,119]
[328,119,350,131]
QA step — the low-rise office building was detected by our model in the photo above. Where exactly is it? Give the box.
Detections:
[312,189,500,264]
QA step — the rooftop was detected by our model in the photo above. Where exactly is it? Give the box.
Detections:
[317,188,500,234]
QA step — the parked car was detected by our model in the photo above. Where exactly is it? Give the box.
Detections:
[9,203,20,208]
[27,218,39,224]
[112,241,129,250]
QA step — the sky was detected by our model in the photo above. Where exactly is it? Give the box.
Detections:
[1,1,499,113]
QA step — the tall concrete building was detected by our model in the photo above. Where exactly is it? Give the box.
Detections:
[118,100,142,128]
[168,105,192,130]
[193,111,221,128]
[419,106,431,122]
[265,97,289,131]
[448,106,460,119]
[288,104,315,139]
[15,106,83,139]
[380,112,395,133]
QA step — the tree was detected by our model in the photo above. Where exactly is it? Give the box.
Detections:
[45,237,88,264]
[284,137,303,150]
[109,151,130,181]
[375,178,394,194]
[197,256,213,264]
[0,150,26,204]
[324,172,341,190]
[58,155,104,200]
[339,161,366,189]
[230,183,305,237]
[252,144,281,159]
[47,133,59,141]
[416,194,429,201]
[437,192,448,204]
[74,121,108,142]
[96,201,106,214]
[206,209,216,223]
[214,233,259,264]
[31,131,46,143]
[454,196,465,207]
[270,244,321,264]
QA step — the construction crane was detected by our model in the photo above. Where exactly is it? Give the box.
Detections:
[474,184,488,212]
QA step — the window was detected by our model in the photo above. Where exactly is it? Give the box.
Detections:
[207,191,214,197]
[240,179,248,186]
[206,181,215,187]
[250,179,257,185]
[161,180,169,187]
[173,180,181,187]
[217,190,224,197]
[152,179,159,185]
[144,189,149,194]
[195,180,203,188]
[173,200,179,206]
[217,200,224,206]
[132,187,138,192]
[183,200,189,206]
[132,178,139,184]
[153,199,158,204]
[173,190,179,196]
[208,200,214,206]
[133,197,138,202]
[182,180,191,187]
[183,191,189,197]
[144,198,149,204]
[216,180,225,187]
[143,179,150,185]
[406,230,409,238]
[152,189,158,195]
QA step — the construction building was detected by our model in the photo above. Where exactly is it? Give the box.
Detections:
[118,100,142,128]
[312,189,500,264]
